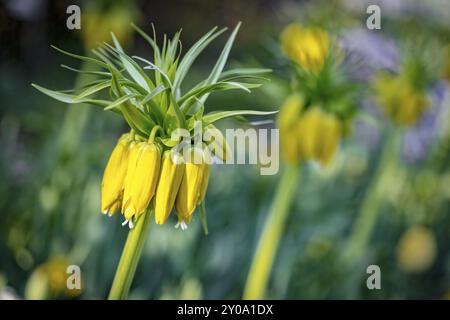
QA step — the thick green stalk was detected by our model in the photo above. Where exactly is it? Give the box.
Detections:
[342,127,400,264]
[243,165,300,299]
[108,210,152,300]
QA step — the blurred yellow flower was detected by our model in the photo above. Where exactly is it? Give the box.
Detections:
[396,226,437,273]
[373,73,429,126]
[277,95,304,164]
[442,45,450,81]
[278,95,342,166]
[81,6,137,50]
[25,256,81,299]
[280,23,329,72]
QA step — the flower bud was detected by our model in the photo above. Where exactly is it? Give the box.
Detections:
[175,148,209,224]
[122,142,161,221]
[101,134,130,216]
[154,150,185,225]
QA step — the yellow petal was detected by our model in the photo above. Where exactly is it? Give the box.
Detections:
[298,107,322,160]
[121,141,140,217]
[280,24,329,71]
[154,150,185,224]
[318,114,341,166]
[129,142,161,218]
[101,134,130,215]
[175,148,206,223]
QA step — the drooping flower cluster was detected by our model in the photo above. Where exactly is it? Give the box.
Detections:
[34,23,273,230]
[278,23,356,166]
[278,95,342,166]
[373,72,429,126]
[101,132,210,228]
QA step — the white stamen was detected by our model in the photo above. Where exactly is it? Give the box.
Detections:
[102,210,108,215]
[176,221,188,231]
[129,219,134,229]
[122,219,129,227]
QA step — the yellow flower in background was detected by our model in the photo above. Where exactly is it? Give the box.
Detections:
[277,95,342,166]
[298,107,342,166]
[122,142,161,224]
[281,23,329,72]
[277,95,304,164]
[442,45,450,81]
[101,134,131,216]
[154,150,185,225]
[396,226,437,273]
[81,5,137,50]
[373,73,429,126]
[25,256,82,299]
[175,148,211,229]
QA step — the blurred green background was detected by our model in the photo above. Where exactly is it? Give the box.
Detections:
[0,0,449,299]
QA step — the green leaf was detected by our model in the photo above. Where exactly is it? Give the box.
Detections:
[173,26,226,91]
[75,80,111,100]
[163,94,186,134]
[219,67,272,79]
[202,109,278,125]
[60,64,113,77]
[104,94,137,110]
[131,23,161,64]
[51,45,108,69]
[32,84,109,107]
[179,81,260,110]
[109,34,154,92]
[199,22,241,104]
[141,84,167,105]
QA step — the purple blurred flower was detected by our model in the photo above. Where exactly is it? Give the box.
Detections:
[401,82,447,164]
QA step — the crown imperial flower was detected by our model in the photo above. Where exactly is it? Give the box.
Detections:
[33,23,274,230]
[373,73,429,126]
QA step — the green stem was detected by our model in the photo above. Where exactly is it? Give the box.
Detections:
[243,164,301,299]
[342,127,400,264]
[108,209,152,300]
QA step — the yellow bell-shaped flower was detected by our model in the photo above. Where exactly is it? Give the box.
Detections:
[297,107,342,166]
[281,23,329,72]
[277,95,303,164]
[122,142,161,222]
[101,133,131,216]
[373,73,429,126]
[175,147,210,228]
[154,150,185,225]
